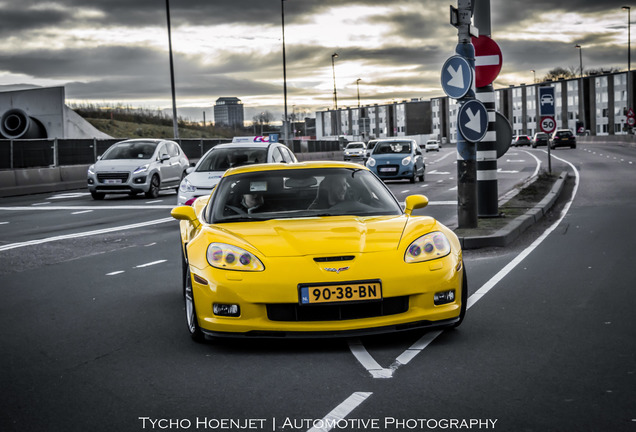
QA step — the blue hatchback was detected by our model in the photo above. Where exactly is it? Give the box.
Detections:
[366,139,425,183]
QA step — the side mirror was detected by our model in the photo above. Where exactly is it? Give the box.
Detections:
[404,194,428,216]
[160,154,170,162]
[186,166,195,174]
[171,205,200,228]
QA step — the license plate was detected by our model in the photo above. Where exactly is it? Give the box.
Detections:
[104,179,122,184]
[299,280,382,305]
[379,167,396,173]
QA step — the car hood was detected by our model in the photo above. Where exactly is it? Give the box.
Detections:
[186,171,224,188]
[94,159,152,171]
[209,215,435,257]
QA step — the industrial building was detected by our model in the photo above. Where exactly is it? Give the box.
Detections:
[316,70,635,144]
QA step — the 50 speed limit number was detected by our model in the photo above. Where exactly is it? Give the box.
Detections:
[540,116,556,134]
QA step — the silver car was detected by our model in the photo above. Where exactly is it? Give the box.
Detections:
[177,140,297,205]
[87,139,189,200]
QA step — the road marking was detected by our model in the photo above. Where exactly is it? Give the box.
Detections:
[135,260,167,268]
[106,271,125,276]
[71,210,94,215]
[0,221,8,225]
[307,392,373,432]
[31,202,51,206]
[428,170,451,175]
[0,205,174,211]
[0,217,174,251]
[348,151,579,380]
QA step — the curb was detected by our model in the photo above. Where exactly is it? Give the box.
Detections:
[457,171,569,249]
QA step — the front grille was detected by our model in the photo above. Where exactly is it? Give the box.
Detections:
[267,296,409,322]
[314,256,354,262]
[97,172,130,183]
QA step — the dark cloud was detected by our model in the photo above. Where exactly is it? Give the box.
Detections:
[0,0,630,119]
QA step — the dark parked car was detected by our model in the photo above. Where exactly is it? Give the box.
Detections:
[550,129,576,149]
[511,135,531,147]
[531,132,549,148]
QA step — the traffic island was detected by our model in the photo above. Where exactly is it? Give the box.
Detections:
[454,171,568,249]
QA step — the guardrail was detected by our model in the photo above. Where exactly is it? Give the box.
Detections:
[0,137,342,170]
[0,138,343,197]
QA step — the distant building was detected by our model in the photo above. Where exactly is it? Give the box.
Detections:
[214,97,244,127]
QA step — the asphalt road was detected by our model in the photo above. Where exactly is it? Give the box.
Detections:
[0,143,634,432]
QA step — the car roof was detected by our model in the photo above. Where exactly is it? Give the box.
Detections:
[223,161,369,177]
[211,142,274,150]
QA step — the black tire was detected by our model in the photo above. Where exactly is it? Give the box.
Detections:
[184,260,205,342]
[410,171,416,183]
[145,174,160,198]
[91,191,105,200]
[419,168,425,182]
[451,266,468,329]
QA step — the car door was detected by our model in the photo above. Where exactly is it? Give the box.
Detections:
[414,144,424,175]
[157,143,180,186]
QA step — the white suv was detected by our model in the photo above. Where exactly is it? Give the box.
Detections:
[87,139,189,200]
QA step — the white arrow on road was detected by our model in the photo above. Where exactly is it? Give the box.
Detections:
[465,108,482,133]
[447,64,465,88]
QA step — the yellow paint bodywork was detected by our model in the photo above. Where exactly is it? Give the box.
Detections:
[172,162,465,337]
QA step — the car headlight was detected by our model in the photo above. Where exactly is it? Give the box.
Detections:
[366,157,376,167]
[88,164,95,175]
[133,164,149,174]
[404,232,451,263]
[207,243,264,272]
[179,178,196,193]
[402,156,412,166]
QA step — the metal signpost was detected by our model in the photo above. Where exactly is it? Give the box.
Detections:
[472,0,503,218]
[539,86,556,173]
[446,0,480,228]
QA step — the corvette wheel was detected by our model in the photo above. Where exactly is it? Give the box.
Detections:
[184,263,204,341]
[145,174,160,198]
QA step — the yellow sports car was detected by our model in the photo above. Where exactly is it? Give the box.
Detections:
[171,161,466,340]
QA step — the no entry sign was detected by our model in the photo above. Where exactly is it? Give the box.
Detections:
[471,35,503,88]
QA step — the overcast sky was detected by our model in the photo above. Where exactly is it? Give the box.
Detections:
[0,0,632,123]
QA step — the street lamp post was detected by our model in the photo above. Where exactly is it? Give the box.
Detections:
[575,44,583,78]
[356,78,362,107]
[165,0,179,139]
[331,53,339,110]
[331,53,339,137]
[531,69,536,83]
[281,0,289,144]
[623,6,631,113]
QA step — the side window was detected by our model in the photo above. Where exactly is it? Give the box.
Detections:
[271,147,285,163]
[284,147,297,162]
[158,144,168,158]
[168,143,180,157]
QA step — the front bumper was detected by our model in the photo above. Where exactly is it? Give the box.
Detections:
[188,251,464,337]
[88,171,150,194]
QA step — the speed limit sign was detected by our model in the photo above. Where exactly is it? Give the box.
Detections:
[540,116,556,134]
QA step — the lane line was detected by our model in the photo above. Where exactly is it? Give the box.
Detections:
[349,151,579,380]
[135,260,167,268]
[307,392,373,432]
[0,217,174,251]
[0,205,175,211]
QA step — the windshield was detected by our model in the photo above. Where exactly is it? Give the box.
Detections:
[373,141,412,154]
[196,147,267,172]
[102,141,158,160]
[346,143,364,149]
[207,167,402,223]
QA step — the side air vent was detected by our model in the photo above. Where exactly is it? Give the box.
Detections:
[313,256,355,262]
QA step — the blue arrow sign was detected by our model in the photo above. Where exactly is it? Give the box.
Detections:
[539,86,555,116]
[441,55,473,99]
[458,99,488,142]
